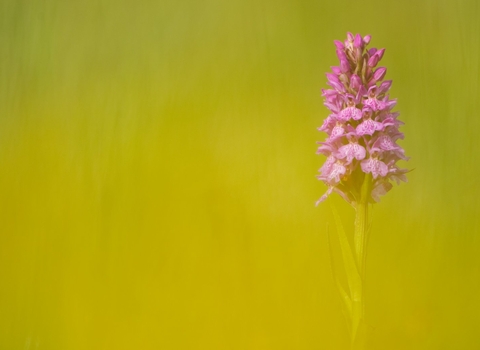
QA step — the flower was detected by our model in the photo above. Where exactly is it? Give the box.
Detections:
[337,141,366,163]
[316,33,408,205]
[360,157,389,179]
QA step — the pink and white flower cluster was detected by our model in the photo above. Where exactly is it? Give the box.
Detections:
[316,33,408,205]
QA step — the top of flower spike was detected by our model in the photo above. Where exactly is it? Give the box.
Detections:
[316,33,408,206]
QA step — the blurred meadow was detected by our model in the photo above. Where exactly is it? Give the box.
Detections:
[1,0,480,349]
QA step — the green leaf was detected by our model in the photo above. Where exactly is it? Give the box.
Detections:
[330,204,364,343]
[351,319,368,350]
[326,224,352,328]
[330,204,362,300]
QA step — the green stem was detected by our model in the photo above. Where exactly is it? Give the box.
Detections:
[351,174,372,349]
[354,174,372,283]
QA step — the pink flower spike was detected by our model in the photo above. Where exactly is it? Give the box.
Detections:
[337,142,366,163]
[316,33,408,204]
[361,157,389,179]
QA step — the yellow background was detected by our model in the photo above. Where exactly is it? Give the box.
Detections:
[1,0,479,349]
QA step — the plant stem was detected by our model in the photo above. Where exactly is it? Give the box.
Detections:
[351,174,372,349]
[354,174,372,283]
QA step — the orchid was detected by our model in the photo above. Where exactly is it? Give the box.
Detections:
[317,33,409,349]
[316,33,408,206]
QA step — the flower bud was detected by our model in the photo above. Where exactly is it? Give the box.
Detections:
[372,67,387,82]
[350,74,362,91]
[326,73,345,91]
[378,80,392,94]
[336,49,347,62]
[331,66,342,75]
[354,34,363,48]
[375,48,385,61]
[334,40,344,49]
[340,59,350,73]
[368,54,380,67]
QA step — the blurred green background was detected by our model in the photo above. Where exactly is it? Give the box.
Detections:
[0,0,479,349]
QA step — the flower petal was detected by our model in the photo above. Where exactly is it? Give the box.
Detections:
[337,143,366,163]
[356,119,383,135]
[361,158,388,178]
[328,125,345,140]
[338,106,362,121]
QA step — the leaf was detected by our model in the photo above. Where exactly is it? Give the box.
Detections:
[326,223,352,329]
[330,204,364,343]
[330,204,362,300]
[352,319,368,350]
